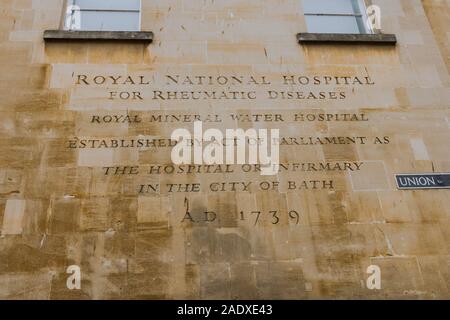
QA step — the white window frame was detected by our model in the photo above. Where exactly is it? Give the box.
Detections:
[303,0,373,34]
[64,0,142,31]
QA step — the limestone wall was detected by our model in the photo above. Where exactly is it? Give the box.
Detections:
[0,0,449,299]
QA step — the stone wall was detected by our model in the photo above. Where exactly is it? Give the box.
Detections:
[0,0,449,299]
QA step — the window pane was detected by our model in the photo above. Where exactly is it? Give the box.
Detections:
[303,0,360,15]
[350,0,364,15]
[79,11,140,31]
[74,0,140,10]
[305,15,366,34]
[355,14,368,33]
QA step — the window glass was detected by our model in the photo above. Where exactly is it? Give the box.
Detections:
[79,12,140,31]
[74,0,140,11]
[303,0,357,15]
[66,0,141,31]
[305,15,363,34]
[303,0,370,34]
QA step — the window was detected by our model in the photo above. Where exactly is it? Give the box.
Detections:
[65,0,141,32]
[302,0,371,34]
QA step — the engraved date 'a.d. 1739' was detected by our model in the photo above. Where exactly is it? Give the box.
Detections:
[181,210,301,226]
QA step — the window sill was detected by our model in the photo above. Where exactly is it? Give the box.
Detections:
[43,30,153,43]
[297,33,397,45]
